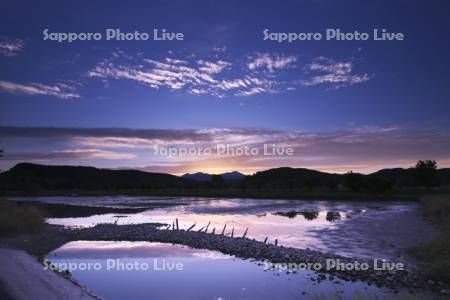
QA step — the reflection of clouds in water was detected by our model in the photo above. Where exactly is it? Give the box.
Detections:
[50,241,229,260]
[45,198,415,253]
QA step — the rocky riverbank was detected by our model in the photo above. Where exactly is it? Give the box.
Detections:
[1,222,431,292]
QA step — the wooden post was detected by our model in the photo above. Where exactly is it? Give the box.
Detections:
[205,221,211,233]
[212,227,215,234]
[186,223,196,232]
[263,237,268,244]
[231,227,234,238]
[221,224,227,235]
[176,218,179,231]
[242,228,248,238]
[275,239,278,246]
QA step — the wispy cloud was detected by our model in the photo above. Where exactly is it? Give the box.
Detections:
[0,39,24,57]
[2,125,450,174]
[87,53,276,98]
[87,51,369,98]
[1,149,136,161]
[197,60,231,74]
[0,80,80,99]
[301,57,370,89]
[247,53,297,72]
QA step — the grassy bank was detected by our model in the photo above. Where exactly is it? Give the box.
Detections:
[408,195,450,285]
[0,201,46,237]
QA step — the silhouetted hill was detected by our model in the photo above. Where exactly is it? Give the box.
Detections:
[245,167,342,191]
[0,163,186,192]
[1,163,449,195]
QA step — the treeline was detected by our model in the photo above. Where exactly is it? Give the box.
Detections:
[244,161,449,194]
[0,161,449,195]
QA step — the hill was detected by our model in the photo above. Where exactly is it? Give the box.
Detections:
[1,163,449,195]
[0,163,186,192]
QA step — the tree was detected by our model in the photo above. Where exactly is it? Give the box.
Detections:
[415,160,438,188]
[416,160,437,170]
[211,175,224,188]
[344,171,365,192]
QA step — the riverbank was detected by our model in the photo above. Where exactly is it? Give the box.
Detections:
[0,222,430,292]
[0,248,96,300]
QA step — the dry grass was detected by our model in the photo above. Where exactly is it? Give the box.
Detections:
[408,195,450,285]
[0,201,45,237]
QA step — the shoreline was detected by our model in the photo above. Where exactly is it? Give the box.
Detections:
[0,223,430,292]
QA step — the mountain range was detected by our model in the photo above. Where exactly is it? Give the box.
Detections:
[182,171,246,182]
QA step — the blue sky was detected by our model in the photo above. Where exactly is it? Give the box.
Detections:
[1,0,450,174]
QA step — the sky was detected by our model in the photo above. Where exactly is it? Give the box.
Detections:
[1,0,450,175]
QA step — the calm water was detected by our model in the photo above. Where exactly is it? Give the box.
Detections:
[46,241,389,300]
[7,196,433,299]
[7,196,424,260]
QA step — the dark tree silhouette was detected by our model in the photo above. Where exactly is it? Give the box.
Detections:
[415,160,438,188]
[211,174,224,188]
[344,171,365,192]
[416,160,437,170]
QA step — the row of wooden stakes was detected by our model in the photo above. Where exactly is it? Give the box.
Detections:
[168,218,278,246]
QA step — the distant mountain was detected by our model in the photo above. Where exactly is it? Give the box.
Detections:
[181,172,212,182]
[182,171,245,182]
[221,171,246,181]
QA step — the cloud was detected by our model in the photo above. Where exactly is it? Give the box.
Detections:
[0,126,212,143]
[87,51,370,98]
[197,60,231,74]
[2,125,450,174]
[87,54,277,97]
[301,57,370,88]
[247,53,297,72]
[0,39,24,57]
[1,149,135,161]
[0,80,80,99]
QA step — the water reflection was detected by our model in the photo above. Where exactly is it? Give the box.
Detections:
[46,200,358,250]
[274,210,322,220]
[46,241,387,300]
[16,196,415,259]
[326,212,341,222]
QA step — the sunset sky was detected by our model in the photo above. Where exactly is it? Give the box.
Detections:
[1,0,450,175]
